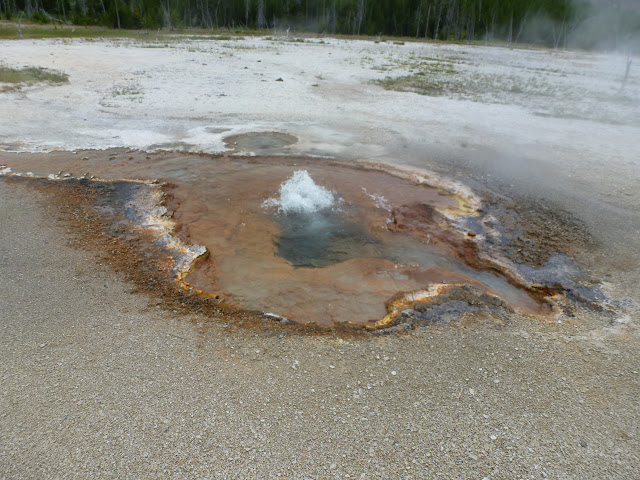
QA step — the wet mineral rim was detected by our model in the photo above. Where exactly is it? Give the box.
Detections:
[0,149,608,333]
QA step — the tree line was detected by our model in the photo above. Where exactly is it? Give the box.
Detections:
[1,0,638,50]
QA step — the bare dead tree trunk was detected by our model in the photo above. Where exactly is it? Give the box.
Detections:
[201,0,213,29]
[162,0,171,28]
[330,1,336,33]
[18,11,23,38]
[445,0,457,41]
[514,10,528,44]
[415,6,420,38]
[478,0,483,40]
[619,56,632,94]
[356,0,365,35]
[450,0,459,40]
[469,7,475,41]
[489,7,496,41]
[115,0,121,28]
[257,0,265,30]
[59,0,66,21]
[424,3,431,39]
[198,0,205,27]
[434,1,443,40]
[552,22,562,50]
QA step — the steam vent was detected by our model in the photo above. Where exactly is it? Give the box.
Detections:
[1,150,603,332]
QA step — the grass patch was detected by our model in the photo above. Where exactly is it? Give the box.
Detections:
[111,83,142,97]
[0,22,249,41]
[0,22,146,39]
[0,65,68,91]
[376,68,639,126]
[377,76,446,95]
[376,71,558,102]
[99,81,144,106]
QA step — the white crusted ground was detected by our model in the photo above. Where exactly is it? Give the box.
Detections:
[1,36,637,164]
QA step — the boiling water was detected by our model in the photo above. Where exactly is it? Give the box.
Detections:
[275,210,382,268]
[3,151,543,325]
[264,170,335,214]
[264,170,381,268]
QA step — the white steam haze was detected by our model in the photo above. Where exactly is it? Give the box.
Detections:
[567,0,640,53]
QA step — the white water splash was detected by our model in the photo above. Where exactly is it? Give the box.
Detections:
[263,170,335,215]
[361,187,391,212]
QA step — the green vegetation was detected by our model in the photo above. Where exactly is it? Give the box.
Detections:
[0,23,144,38]
[0,23,248,40]
[0,0,638,51]
[375,57,639,126]
[111,83,142,96]
[377,70,556,101]
[0,65,68,91]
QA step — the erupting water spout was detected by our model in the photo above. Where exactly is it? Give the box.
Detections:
[263,170,335,215]
[263,170,377,268]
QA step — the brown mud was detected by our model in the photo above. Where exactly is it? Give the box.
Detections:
[0,149,606,332]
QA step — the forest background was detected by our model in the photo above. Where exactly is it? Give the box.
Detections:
[1,0,639,51]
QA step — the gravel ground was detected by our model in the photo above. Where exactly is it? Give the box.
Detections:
[1,33,639,479]
[2,179,639,479]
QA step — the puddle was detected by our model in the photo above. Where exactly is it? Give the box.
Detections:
[154,156,544,325]
[147,141,197,151]
[275,209,382,268]
[205,126,232,134]
[1,151,553,328]
[224,132,298,151]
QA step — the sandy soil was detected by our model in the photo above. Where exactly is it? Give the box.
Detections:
[2,177,639,479]
[1,34,639,477]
